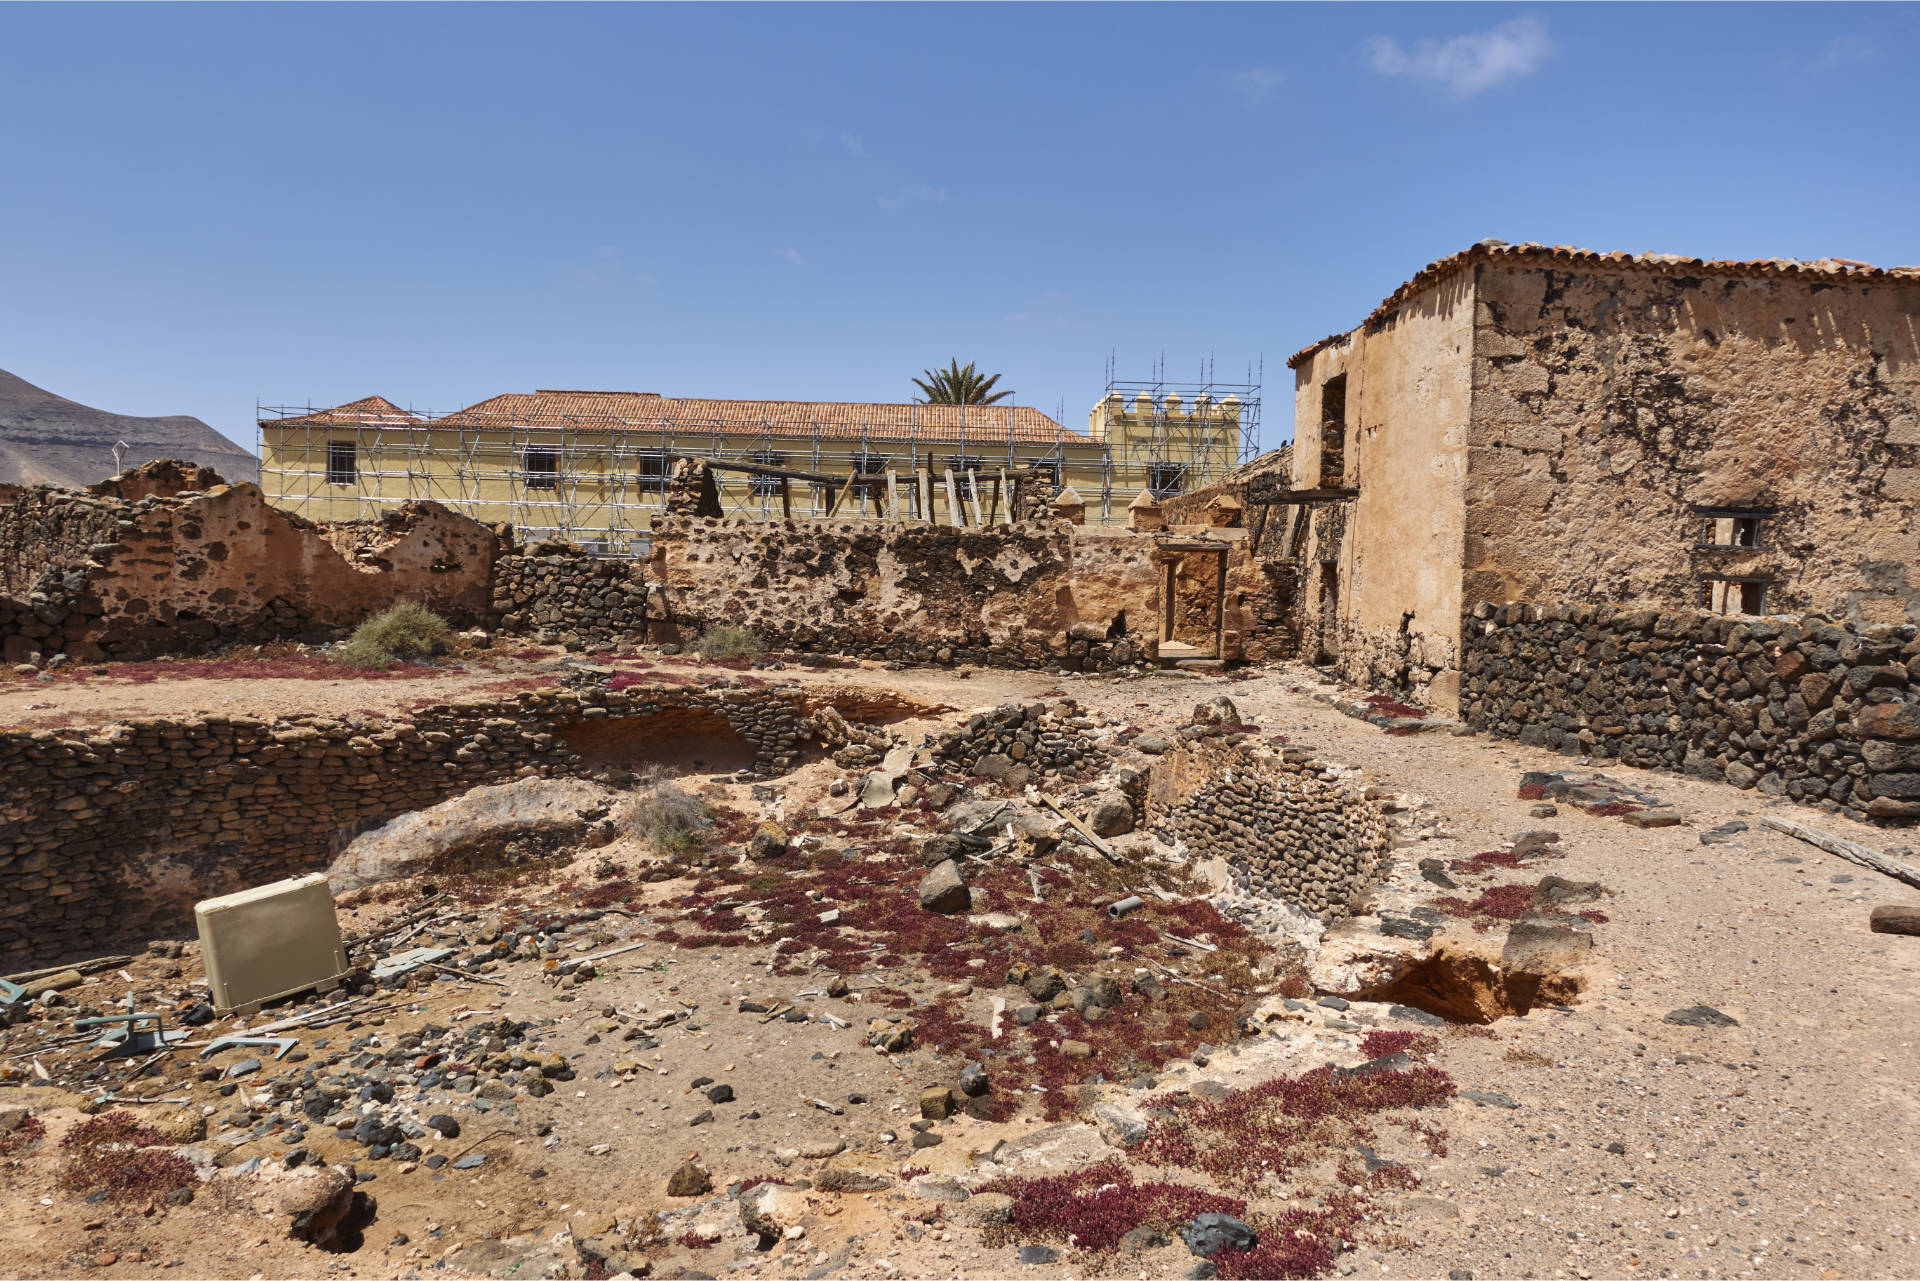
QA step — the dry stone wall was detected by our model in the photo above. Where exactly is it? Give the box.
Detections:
[1462,600,1920,822]
[1148,739,1391,919]
[0,679,812,962]
[928,700,1108,786]
[489,542,649,648]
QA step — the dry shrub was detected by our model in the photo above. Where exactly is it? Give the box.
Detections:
[334,601,450,669]
[620,780,706,852]
[1503,1047,1556,1067]
[695,625,764,659]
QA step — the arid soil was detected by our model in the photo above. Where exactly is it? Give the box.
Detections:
[1,650,1916,1281]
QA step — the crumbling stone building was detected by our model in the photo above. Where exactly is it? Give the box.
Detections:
[1287,240,1920,710]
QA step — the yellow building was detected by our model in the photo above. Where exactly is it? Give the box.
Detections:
[259,386,1253,551]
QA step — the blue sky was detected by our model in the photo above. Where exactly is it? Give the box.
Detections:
[2,3,1915,455]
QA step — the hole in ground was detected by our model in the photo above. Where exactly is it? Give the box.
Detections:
[559,709,756,773]
[1354,946,1586,1025]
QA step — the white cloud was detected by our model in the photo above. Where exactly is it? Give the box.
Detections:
[1229,67,1287,105]
[780,247,806,267]
[840,132,866,156]
[877,184,948,211]
[1364,15,1553,98]
[1813,34,1876,71]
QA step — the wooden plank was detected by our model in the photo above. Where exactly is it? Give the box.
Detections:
[1040,793,1121,864]
[965,469,983,527]
[886,470,899,520]
[830,470,859,518]
[918,472,932,523]
[943,468,962,527]
[779,476,792,519]
[988,471,1004,526]
[1760,817,1920,890]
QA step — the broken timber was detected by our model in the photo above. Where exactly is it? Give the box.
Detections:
[1760,816,1920,891]
[1040,793,1122,864]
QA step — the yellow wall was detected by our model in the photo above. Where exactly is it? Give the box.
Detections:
[261,405,1244,541]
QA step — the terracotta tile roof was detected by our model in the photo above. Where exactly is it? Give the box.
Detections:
[1286,241,1920,368]
[415,391,1088,444]
[272,395,420,426]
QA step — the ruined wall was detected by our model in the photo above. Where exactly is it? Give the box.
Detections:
[0,474,499,662]
[1147,738,1391,919]
[489,542,649,647]
[1462,600,1920,823]
[0,679,814,961]
[1465,264,1920,624]
[646,516,1160,671]
[1292,274,1474,707]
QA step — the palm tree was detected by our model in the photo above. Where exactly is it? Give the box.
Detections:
[912,359,1013,405]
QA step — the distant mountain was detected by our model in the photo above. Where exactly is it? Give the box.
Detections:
[0,367,258,489]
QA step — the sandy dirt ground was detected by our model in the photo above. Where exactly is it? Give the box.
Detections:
[0,652,1916,1281]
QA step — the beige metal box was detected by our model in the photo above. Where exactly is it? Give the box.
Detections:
[194,873,349,1013]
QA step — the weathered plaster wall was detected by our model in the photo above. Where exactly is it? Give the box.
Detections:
[1465,264,1920,624]
[0,476,499,661]
[646,516,1159,670]
[1293,274,1474,707]
[645,516,1288,669]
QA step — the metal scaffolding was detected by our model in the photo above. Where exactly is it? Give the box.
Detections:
[258,373,1260,553]
[1090,354,1263,524]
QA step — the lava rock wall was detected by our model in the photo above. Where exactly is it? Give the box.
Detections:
[489,542,649,647]
[0,679,811,962]
[1148,739,1391,919]
[1462,600,1920,821]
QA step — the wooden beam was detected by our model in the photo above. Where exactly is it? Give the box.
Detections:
[1761,817,1920,890]
[989,470,1005,526]
[918,472,932,523]
[1242,486,1359,506]
[943,468,962,527]
[779,476,792,519]
[886,470,899,520]
[666,454,843,488]
[965,469,984,527]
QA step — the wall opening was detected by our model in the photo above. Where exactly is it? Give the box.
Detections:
[1160,548,1227,657]
[559,708,756,772]
[523,447,560,490]
[1318,373,1348,488]
[327,440,357,486]
[1316,561,1341,662]
[1701,577,1768,616]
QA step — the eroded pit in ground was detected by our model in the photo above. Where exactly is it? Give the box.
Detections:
[559,704,758,773]
[1145,735,1595,1025]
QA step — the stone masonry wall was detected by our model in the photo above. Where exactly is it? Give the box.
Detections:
[647,515,1152,671]
[1148,739,1391,919]
[0,679,812,962]
[489,542,649,648]
[1461,600,1920,822]
[0,469,499,664]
